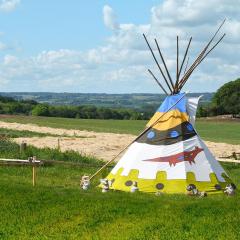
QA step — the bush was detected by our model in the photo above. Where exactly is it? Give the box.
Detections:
[212,78,240,116]
[32,104,50,116]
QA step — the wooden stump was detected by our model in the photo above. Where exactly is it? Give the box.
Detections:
[20,142,27,153]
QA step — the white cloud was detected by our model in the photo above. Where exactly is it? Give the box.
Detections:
[103,5,119,30]
[0,0,20,12]
[0,77,8,85]
[0,0,240,93]
[3,54,17,65]
[151,0,240,27]
[100,0,240,93]
[0,41,6,50]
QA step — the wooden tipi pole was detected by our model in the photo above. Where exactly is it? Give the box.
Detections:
[143,34,173,94]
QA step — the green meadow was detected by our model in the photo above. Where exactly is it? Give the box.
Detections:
[0,115,240,144]
[1,165,239,240]
[0,127,55,138]
[0,116,239,239]
[0,140,239,239]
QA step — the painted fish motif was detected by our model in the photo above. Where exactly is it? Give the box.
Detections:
[143,146,204,166]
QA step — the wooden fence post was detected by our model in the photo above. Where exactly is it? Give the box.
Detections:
[20,141,27,154]
[28,156,37,187]
[32,156,37,187]
[32,164,36,187]
[57,138,61,151]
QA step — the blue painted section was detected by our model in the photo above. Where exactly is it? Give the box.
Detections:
[147,131,155,139]
[157,93,186,113]
[186,123,194,131]
[169,130,179,138]
[177,155,184,161]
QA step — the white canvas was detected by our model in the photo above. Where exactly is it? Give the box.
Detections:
[186,96,202,126]
[111,136,226,182]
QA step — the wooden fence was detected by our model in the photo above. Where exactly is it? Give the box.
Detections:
[0,157,41,186]
[0,156,239,187]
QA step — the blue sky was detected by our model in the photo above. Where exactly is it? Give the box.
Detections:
[0,0,239,93]
[0,1,157,56]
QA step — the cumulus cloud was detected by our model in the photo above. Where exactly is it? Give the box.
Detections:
[99,0,240,93]
[0,41,7,50]
[103,5,119,30]
[0,0,20,12]
[3,54,17,65]
[151,0,240,27]
[0,0,240,93]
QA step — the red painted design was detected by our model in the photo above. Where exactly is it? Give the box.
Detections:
[143,147,204,166]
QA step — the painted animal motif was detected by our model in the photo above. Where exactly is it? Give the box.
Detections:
[143,146,203,166]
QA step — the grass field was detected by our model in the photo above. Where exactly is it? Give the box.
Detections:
[0,116,239,239]
[0,134,240,239]
[0,161,239,239]
[0,115,239,144]
[0,130,240,240]
[0,127,88,139]
[0,127,56,138]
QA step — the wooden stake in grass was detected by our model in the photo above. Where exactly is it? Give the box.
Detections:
[30,156,37,187]
[20,141,27,154]
[57,138,61,151]
[32,164,36,187]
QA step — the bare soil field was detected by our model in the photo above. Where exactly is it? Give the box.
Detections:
[0,121,239,161]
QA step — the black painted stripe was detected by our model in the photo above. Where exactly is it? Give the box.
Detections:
[137,121,196,145]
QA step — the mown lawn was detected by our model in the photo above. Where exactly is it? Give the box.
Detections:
[0,127,56,138]
[0,140,240,239]
[0,115,145,135]
[0,115,239,144]
[0,163,239,240]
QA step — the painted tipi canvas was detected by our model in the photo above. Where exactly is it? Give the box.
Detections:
[105,93,231,194]
[96,20,235,195]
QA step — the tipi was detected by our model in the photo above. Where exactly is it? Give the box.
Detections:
[105,93,231,194]
[95,20,234,194]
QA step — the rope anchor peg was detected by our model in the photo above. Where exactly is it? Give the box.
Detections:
[80,175,90,190]
[224,183,236,196]
[100,179,110,193]
[130,181,139,193]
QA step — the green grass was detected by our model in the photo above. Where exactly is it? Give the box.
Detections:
[0,115,239,144]
[0,139,103,165]
[0,127,88,139]
[0,137,240,239]
[0,115,144,134]
[0,127,55,138]
[195,120,240,144]
[0,163,239,239]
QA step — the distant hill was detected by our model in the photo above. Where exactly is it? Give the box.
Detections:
[0,92,214,110]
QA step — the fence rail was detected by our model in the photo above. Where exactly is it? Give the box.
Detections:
[0,157,239,165]
[0,158,41,163]
[216,158,240,164]
[0,157,239,188]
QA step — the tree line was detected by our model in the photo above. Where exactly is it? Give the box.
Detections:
[0,96,151,120]
[197,78,240,117]
[0,78,239,119]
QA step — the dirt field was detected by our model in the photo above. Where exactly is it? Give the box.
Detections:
[0,121,239,161]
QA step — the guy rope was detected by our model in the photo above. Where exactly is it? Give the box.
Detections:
[86,92,188,184]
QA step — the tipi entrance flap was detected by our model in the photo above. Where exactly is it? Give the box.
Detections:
[197,138,227,182]
[186,96,202,126]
